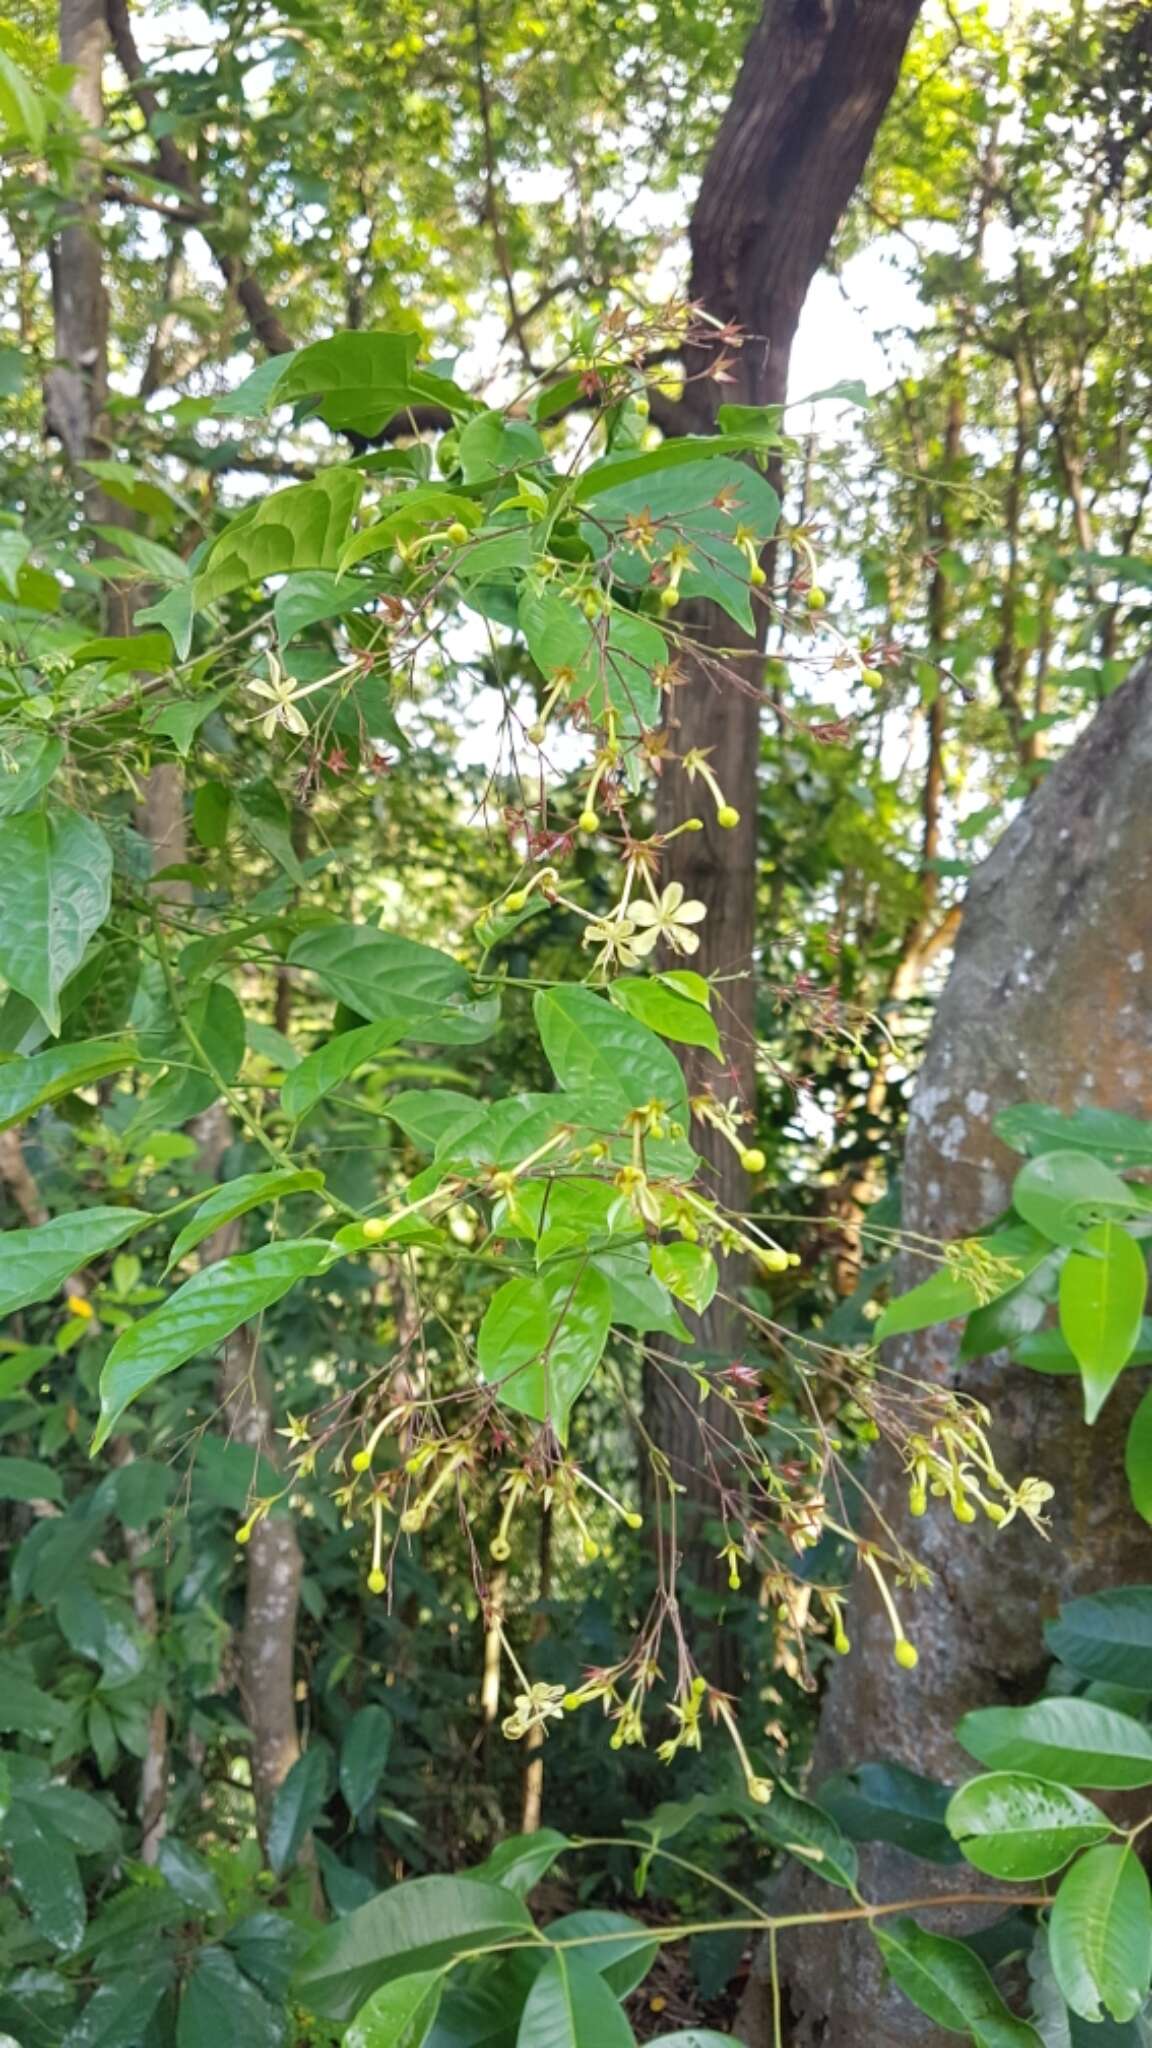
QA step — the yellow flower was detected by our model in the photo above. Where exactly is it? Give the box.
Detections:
[628,882,707,958]
[65,1294,93,1320]
[502,1682,567,1742]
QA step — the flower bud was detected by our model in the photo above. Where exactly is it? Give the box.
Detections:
[624,1511,643,1530]
[446,521,470,545]
[740,1147,766,1174]
[526,723,546,745]
[749,563,767,587]
[351,1449,372,1473]
[400,1506,425,1533]
[578,809,599,833]
[490,1534,511,1561]
[716,804,740,829]
[361,1217,390,1243]
[893,1638,919,1670]
[746,1776,773,1805]
[806,586,828,611]
[504,890,528,912]
[658,586,680,611]
[367,1567,387,1595]
[833,1628,851,1655]
[861,666,883,687]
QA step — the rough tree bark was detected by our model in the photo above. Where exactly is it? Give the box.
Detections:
[754,654,1152,2043]
[646,0,923,1633]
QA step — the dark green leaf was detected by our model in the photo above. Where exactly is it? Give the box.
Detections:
[0,734,62,817]
[282,1022,408,1120]
[465,1831,570,1899]
[996,1105,1152,1167]
[177,1945,286,2048]
[0,1455,63,1502]
[515,1950,634,2047]
[289,924,499,1044]
[818,1761,960,1864]
[5,1817,86,1952]
[339,1706,393,1821]
[93,1239,334,1449]
[1048,1590,1152,1690]
[267,1744,332,1876]
[534,986,688,1117]
[347,1973,444,2048]
[165,1168,324,1271]
[0,1040,137,1132]
[0,1206,149,1320]
[875,1916,1041,2045]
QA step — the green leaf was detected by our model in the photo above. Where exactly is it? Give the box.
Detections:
[294,1874,536,2023]
[236,780,307,883]
[5,1818,85,1952]
[957,1699,1152,1790]
[281,1021,408,1120]
[996,1105,1152,1167]
[195,469,364,607]
[1014,1151,1145,1250]
[875,1916,1041,2045]
[0,1455,63,1502]
[519,588,665,735]
[752,1786,859,1891]
[947,1773,1111,1880]
[534,986,688,1117]
[0,1665,66,1736]
[177,1945,285,2048]
[477,1266,612,1441]
[577,457,779,631]
[1048,1591,1152,1690]
[0,810,113,1033]
[135,583,195,661]
[156,1838,225,1913]
[876,1229,1049,1342]
[339,1706,393,1821]
[516,1950,635,2047]
[165,1168,324,1271]
[92,1238,334,1449]
[1058,1223,1148,1421]
[0,733,62,817]
[267,1744,331,1876]
[1050,1846,1152,2024]
[609,977,721,1057]
[961,1253,1064,1358]
[0,49,45,147]
[289,924,499,1044]
[457,410,545,481]
[535,1911,655,1997]
[1126,1386,1152,1524]
[58,1965,172,2048]
[818,1761,961,1864]
[346,1973,444,2048]
[464,1830,570,1900]
[72,632,173,674]
[591,1248,690,1339]
[651,1242,718,1313]
[16,1782,118,1854]
[648,2037,751,2047]
[385,1088,485,1152]
[276,332,474,435]
[0,1206,149,1319]
[274,570,381,644]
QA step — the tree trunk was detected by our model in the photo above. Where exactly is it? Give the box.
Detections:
[761,654,1152,2044]
[646,0,923,1653]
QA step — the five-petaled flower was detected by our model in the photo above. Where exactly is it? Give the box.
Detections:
[247,655,309,740]
[628,881,707,957]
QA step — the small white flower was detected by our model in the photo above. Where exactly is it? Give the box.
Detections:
[247,655,309,740]
[628,881,707,957]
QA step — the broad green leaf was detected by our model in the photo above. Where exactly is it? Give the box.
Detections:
[338,488,483,574]
[165,1168,324,1270]
[58,1965,172,2048]
[1027,1924,1152,2048]
[752,1786,858,1891]
[464,1829,570,1898]
[16,1783,118,1854]
[267,1744,331,1875]
[386,1087,486,1151]
[818,1761,961,1864]
[274,569,382,643]
[536,1911,655,1997]
[1050,1846,1152,2024]
[875,1916,1041,2045]
[534,986,688,1117]
[289,924,499,1043]
[609,976,721,1057]
[195,468,364,606]
[236,778,307,883]
[93,1238,334,1449]
[5,1817,85,1952]
[957,1699,1152,1789]
[516,1950,634,2047]
[961,1252,1064,1357]
[135,583,195,661]
[225,1913,301,2001]
[347,1973,444,2048]
[591,1248,691,1339]
[294,1874,536,2022]
[651,1242,718,1312]
[1014,1152,1145,1250]
[0,1455,63,1503]
[282,1021,409,1120]
[339,1705,393,1820]
[457,410,545,481]
[477,1266,612,1441]
[648,2037,751,2047]
[1059,1224,1148,1420]
[577,456,779,630]
[1048,1590,1152,1690]
[0,1206,149,1319]
[177,1944,285,2048]
[0,733,62,816]
[72,631,173,674]
[156,1838,225,1913]
[996,1105,1152,1167]
[877,1229,1049,1342]
[275,331,474,434]
[0,809,113,1032]
[0,1665,66,1736]
[1126,1386,1152,1524]
[518,587,665,734]
[947,1773,1111,1879]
